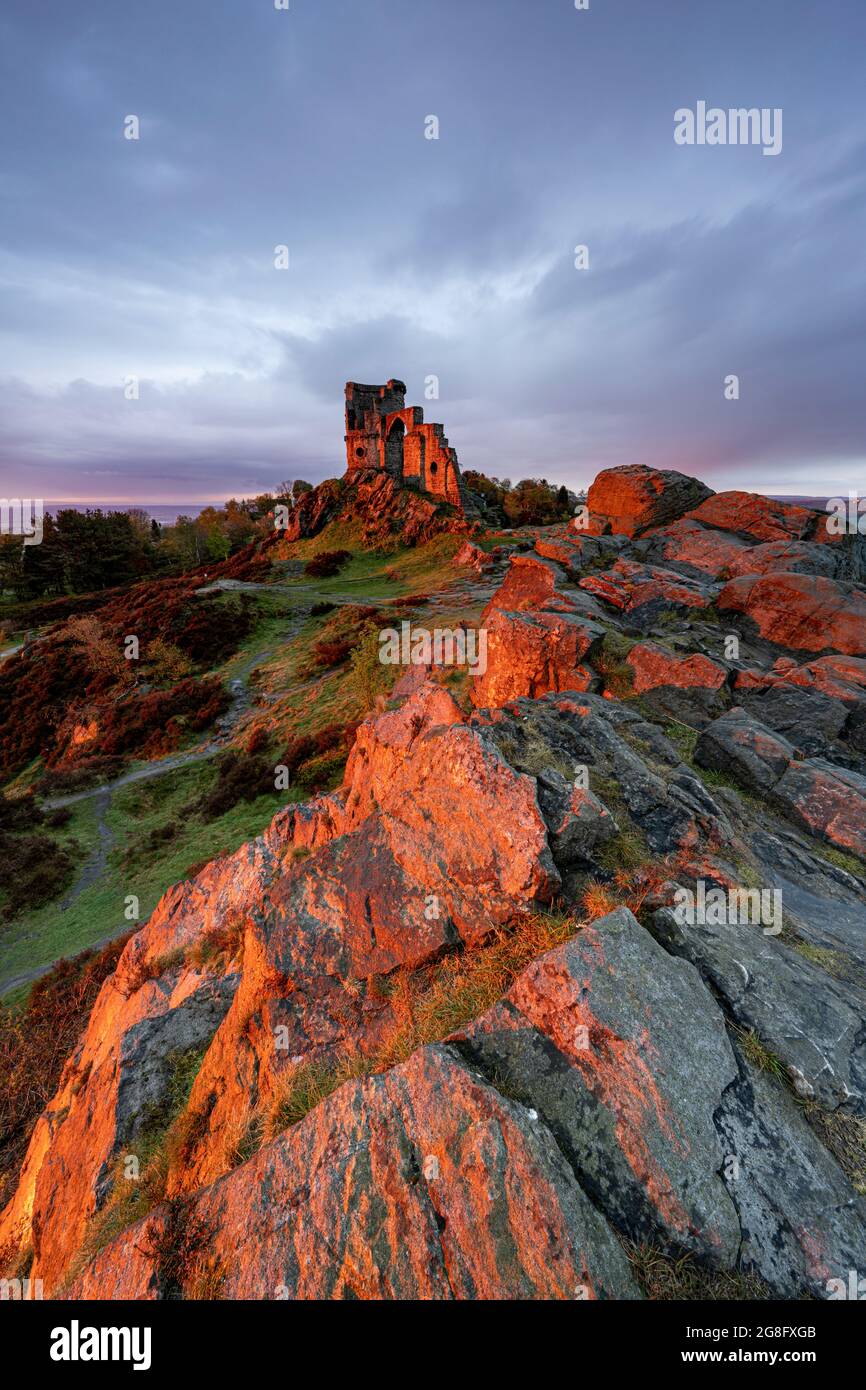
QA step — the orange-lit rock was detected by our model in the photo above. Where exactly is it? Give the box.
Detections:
[626,642,728,694]
[67,1045,641,1301]
[580,559,711,618]
[735,654,866,703]
[1,682,563,1289]
[718,573,866,656]
[586,465,712,538]
[686,491,828,544]
[456,908,741,1264]
[471,555,603,708]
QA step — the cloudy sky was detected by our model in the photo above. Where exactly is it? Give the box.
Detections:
[1,0,864,503]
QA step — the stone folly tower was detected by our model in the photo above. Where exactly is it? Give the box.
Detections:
[343,379,466,510]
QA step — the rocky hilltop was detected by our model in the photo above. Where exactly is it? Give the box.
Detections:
[2,464,865,1301]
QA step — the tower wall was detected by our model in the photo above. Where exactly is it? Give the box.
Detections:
[343,379,469,514]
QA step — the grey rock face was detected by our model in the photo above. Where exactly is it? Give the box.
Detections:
[535,766,618,868]
[652,908,866,1114]
[716,1040,866,1298]
[695,707,794,793]
[738,685,849,757]
[456,907,741,1265]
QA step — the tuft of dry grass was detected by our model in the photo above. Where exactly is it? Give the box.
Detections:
[581,859,672,922]
[261,909,579,1140]
[625,1242,773,1301]
[803,1105,866,1195]
[733,1026,790,1085]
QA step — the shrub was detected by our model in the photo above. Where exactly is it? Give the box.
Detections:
[195,751,273,819]
[36,756,126,795]
[0,933,132,1210]
[278,722,356,781]
[303,550,351,579]
[310,638,352,668]
[310,601,335,617]
[0,830,76,920]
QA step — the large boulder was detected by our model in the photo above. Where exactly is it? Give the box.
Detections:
[735,654,866,704]
[640,518,750,577]
[68,1045,641,1301]
[626,641,728,695]
[456,908,741,1264]
[1,681,566,1291]
[735,684,849,758]
[696,709,866,859]
[718,572,866,657]
[585,466,712,538]
[695,707,794,793]
[472,555,604,708]
[579,559,712,625]
[686,491,826,544]
[773,761,866,861]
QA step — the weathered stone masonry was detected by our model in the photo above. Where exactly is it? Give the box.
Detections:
[344,379,467,509]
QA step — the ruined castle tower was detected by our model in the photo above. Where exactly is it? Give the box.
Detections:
[343,379,467,510]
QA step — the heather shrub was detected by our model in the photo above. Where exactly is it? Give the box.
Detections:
[195,751,274,819]
[0,934,132,1209]
[303,549,351,578]
[0,831,76,920]
[310,637,352,668]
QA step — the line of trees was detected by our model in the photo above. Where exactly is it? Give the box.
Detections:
[0,482,313,601]
[462,473,579,526]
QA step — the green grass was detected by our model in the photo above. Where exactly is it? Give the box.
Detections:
[259,908,578,1145]
[663,720,699,760]
[592,630,636,698]
[813,843,866,879]
[281,529,464,601]
[0,532,484,996]
[0,759,300,993]
[790,940,848,978]
[733,1026,790,1086]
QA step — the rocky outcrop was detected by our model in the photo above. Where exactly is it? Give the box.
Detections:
[456,908,741,1264]
[626,642,728,695]
[471,555,604,708]
[69,1044,641,1301]
[579,558,713,624]
[1,681,567,1290]
[696,707,866,858]
[640,518,751,577]
[735,655,866,704]
[695,708,796,793]
[4,466,866,1305]
[652,906,866,1115]
[686,491,831,545]
[284,472,477,549]
[453,540,495,572]
[716,1042,866,1299]
[586,466,712,538]
[718,573,866,657]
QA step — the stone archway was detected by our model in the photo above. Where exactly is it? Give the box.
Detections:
[384,419,405,477]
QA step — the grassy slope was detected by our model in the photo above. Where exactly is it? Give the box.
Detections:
[0,527,469,993]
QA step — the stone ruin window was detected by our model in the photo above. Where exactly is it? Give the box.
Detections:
[355,447,366,459]
[385,419,405,475]
[429,460,438,474]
